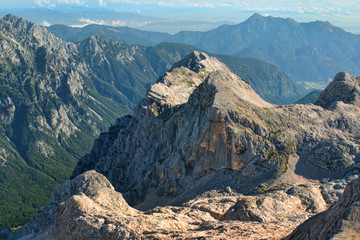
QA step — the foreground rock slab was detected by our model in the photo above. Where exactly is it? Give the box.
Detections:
[9,170,327,240]
[284,178,360,240]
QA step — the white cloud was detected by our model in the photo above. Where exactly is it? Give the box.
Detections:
[35,0,52,7]
[70,17,106,28]
[111,20,126,26]
[99,0,107,6]
[157,1,214,8]
[36,0,84,7]
[41,20,51,26]
[104,0,360,12]
[79,17,106,25]
[58,0,84,4]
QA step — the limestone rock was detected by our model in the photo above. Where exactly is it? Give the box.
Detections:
[315,72,360,109]
[284,178,360,240]
[320,170,359,204]
[14,171,325,240]
[7,170,134,239]
[222,191,306,222]
[286,184,327,213]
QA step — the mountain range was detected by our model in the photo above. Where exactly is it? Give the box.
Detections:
[0,14,128,229]
[0,8,233,34]
[0,14,305,229]
[48,13,360,87]
[5,51,359,240]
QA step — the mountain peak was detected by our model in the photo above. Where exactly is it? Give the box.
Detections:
[315,72,360,109]
[1,13,71,51]
[244,13,267,25]
[145,51,225,107]
[2,14,23,22]
[145,51,261,108]
[248,13,264,21]
[169,51,221,73]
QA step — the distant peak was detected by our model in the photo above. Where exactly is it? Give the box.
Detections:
[249,13,264,19]
[246,13,265,22]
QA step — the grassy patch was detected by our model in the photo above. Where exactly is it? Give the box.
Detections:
[304,81,328,90]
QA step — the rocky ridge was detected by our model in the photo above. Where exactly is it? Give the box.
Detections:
[73,51,360,208]
[7,51,360,239]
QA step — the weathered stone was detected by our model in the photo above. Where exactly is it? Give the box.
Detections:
[284,178,360,240]
[315,71,360,109]
[12,171,326,240]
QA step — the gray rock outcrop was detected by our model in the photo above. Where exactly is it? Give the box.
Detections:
[284,178,360,240]
[72,51,360,209]
[315,71,360,109]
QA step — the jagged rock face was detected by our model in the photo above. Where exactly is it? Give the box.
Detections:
[0,14,117,143]
[285,178,360,240]
[73,51,360,208]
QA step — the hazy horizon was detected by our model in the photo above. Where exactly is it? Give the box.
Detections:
[0,0,359,34]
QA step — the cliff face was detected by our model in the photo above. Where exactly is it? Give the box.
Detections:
[285,178,360,240]
[73,51,360,208]
[6,51,360,240]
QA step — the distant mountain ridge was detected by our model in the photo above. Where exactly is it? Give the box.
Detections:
[48,13,360,85]
[171,13,360,84]
[48,24,171,46]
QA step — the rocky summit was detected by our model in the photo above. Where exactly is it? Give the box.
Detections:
[72,51,359,207]
[6,51,360,239]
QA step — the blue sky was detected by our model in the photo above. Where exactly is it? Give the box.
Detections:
[0,0,359,33]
